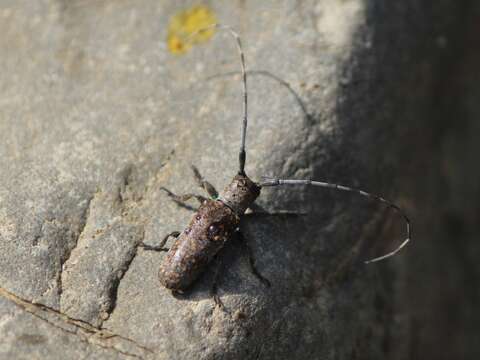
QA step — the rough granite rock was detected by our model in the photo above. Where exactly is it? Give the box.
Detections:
[0,1,476,359]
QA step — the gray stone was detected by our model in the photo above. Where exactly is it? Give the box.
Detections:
[0,0,475,359]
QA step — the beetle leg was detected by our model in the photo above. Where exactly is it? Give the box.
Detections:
[160,186,207,210]
[191,165,219,199]
[236,231,271,287]
[244,210,307,217]
[210,255,226,309]
[139,231,180,252]
[245,203,307,217]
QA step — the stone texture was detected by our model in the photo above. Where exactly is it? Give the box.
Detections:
[0,1,477,359]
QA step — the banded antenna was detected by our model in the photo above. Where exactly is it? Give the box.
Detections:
[260,177,411,264]
[185,24,248,175]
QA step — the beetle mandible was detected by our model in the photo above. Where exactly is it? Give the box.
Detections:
[141,24,411,293]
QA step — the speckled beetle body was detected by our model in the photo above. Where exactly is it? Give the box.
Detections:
[159,174,260,291]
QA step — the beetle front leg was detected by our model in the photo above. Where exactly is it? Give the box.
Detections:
[159,166,218,212]
[160,187,207,211]
[191,165,219,199]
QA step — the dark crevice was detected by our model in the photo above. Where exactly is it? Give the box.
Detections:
[118,165,135,204]
[66,149,176,329]
[98,228,145,327]
[92,149,177,329]
[57,194,95,300]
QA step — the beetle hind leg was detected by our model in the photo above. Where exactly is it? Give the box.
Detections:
[210,255,229,311]
[236,231,271,288]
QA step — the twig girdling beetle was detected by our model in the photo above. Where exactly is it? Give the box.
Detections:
[142,24,411,293]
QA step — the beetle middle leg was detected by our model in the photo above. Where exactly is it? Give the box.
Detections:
[210,233,270,311]
[245,203,307,217]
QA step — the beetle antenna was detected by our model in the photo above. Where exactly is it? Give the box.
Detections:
[185,24,248,175]
[259,177,411,263]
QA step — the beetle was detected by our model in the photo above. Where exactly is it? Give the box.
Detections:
[140,24,411,293]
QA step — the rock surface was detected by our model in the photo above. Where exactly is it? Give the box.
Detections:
[0,1,476,359]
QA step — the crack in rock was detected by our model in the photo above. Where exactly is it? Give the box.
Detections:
[3,152,175,356]
[0,286,153,359]
[59,165,148,328]
[57,194,95,300]
[102,227,146,327]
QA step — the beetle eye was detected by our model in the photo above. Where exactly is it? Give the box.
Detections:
[207,223,223,239]
[208,224,218,236]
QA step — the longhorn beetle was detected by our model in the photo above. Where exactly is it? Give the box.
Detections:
[141,24,411,293]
